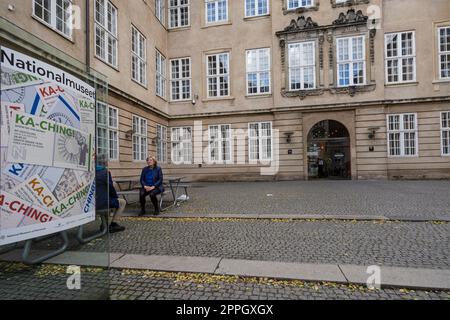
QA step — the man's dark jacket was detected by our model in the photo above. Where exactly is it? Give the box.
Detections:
[96,167,119,210]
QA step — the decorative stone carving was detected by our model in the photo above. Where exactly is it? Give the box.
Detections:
[319,34,325,69]
[330,0,370,9]
[369,29,376,64]
[329,84,376,97]
[281,89,325,100]
[332,9,368,25]
[283,16,319,32]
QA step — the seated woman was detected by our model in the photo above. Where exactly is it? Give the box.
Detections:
[139,156,164,216]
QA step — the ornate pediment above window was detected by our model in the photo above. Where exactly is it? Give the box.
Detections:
[332,8,368,25]
[282,0,320,15]
[283,16,319,32]
[330,0,370,9]
[329,84,376,97]
[281,88,325,100]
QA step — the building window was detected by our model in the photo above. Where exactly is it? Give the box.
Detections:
[156,0,165,25]
[132,115,148,161]
[287,0,313,10]
[246,48,271,95]
[207,53,230,98]
[245,0,269,17]
[156,51,167,99]
[171,127,192,164]
[387,113,418,157]
[169,0,190,28]
[441,112,450,155]
[385,31,416,84]
[249,122,272,161]
[131,26,147,86]
[170,57,191,101]
[205,0,228,24]
[33,0,73,38]
[156,124,168,163]
[438,26,450,80]
[209,124,231,163]
[97,102,119,161]
[95,0,118,67]
[337,36,365,87]
[288,41,315,90]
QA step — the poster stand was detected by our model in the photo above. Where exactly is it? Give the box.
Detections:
[76,210,109,244]
[22,231,69,265]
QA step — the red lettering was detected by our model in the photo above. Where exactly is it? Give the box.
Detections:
[39,87,49,97]
[30,209,41,221]
[0,194,4,206]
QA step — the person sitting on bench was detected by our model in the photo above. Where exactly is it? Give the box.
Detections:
[139,155,164,216]
[96,154,126,233]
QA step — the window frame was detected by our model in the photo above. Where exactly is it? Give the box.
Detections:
[386,113,419,158]
[244,0,270,18]
[206,52,230,98]
[170,57,192,101]
[336,35,366,87]
[32,0,73,39]
[441,111,450,156]
[94,0,118,68]
[208,124,232,164]
[248,121,273,162]
[287,0,314,10]
[171,126,193,164]
[132,115,148,162]
[156,124,168,163]
[168,0,190,29]
[384,31,417,84]
[155,0,165,26]
[156,50,167,99]
[131,25,147,87]
[438,26,450,80]
[96,102,119,161]
[246,48,272,96]
[288,41,316,91]
[205,0,229,24]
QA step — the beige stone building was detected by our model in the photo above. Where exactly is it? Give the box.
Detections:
[1,0,450,181]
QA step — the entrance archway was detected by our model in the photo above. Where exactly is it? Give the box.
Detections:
[307,120,351,179]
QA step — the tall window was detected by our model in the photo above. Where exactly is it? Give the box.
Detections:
[171,127,192,164]
[95,0,118,67]
[97,102,119,161]
[441,112,450,155]
[207,53,230,98]
[438,26,450,79]
[131,26,147,86]
[169,0,190,28]
[33,0,73,37]
[156,0,165,25]
[387,114,418,157]
[246,48,271,95]
[288,42,315,90]
[245,0,269,17]
[170,58,191,101]
[249,122,272,161]
[156,124,168,163]
[385,31,416,84]
[132,115,148,161]
[337,36,365,87]
[209,125,231,163]
[205,0,228,24]
[156,51,166,98]
[287,0,313,10]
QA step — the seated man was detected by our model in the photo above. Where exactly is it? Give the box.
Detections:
[95,154,126,233]
[139,156,164,216]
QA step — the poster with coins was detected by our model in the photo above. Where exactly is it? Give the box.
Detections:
[0,46,96,245]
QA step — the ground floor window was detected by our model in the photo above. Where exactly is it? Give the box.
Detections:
[248,122,272,161]
[132,115,147,161]
[156,124,168,163]
[209,124,231,163]
[442,111,450,155]
[387,113,418,157]
[171,127,192,164]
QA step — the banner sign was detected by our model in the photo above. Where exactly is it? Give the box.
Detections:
[0,46,96,245]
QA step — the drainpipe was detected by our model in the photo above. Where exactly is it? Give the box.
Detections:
[85,0,90,73]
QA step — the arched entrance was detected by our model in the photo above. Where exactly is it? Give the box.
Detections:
[307,120,351,180]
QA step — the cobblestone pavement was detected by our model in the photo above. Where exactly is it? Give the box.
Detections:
[0,262,448,300]
[28,219,450,269]
[123,180,450,220]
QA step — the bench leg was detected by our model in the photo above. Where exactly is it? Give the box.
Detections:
[22,231,69,265]
[76,213,109,245]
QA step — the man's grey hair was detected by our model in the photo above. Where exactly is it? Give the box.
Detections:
[97,153,108,167]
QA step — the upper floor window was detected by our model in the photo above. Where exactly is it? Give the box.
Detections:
[156,51,167,99]
[438,26,450,80]
[131,26,147,86]
[385,31,416,84]
[288,42,315,90]
[97,102,119,161]
[387,113,418,157]
[287,0,313,10]
[33,0,73,38]
[207,52,230,98]
[132,115,148,161]
[156,0,165,25]
[170,57,191,101]
[249,122,272,161]
[337,35,365,87]
[246,48,271,95]
[245,0,269,17]
[205,0,228,24]
[441,112,450,155]
[95,0,118,67]
[156,124,168,163]
[169,0,190,28]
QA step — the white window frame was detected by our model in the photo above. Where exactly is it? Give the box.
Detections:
[169,0,190,29]
[156,124,168,163]
[248,122,272,162]
[97,102,119,161]
[205,0,228,24]
[33,0,73,38]
[155,0,165,25]
[441,111,450,156]
[206,52,230,98]
[385,31,416,84]
[131,25,147,86]
[336,35,366,87]
[287,0,314,10]
[246,48,271,95]
[170,57,192,101]
[132,115,148,162]
[156,50,167,99]
[208,124,232,163]
[386,113,419,158]
[171,127,193,164]
[288,41,316,91]
[245,0,269,18]
[94,0,118,67]
[438,26,450,80]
